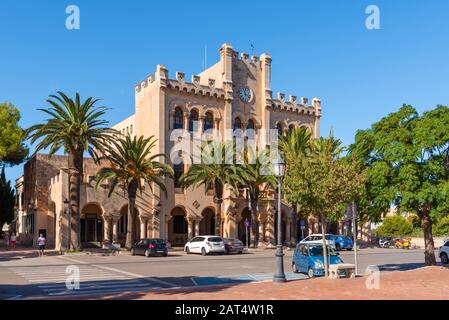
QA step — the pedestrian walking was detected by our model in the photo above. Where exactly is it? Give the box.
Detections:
[10,233,17,249]
[37,234,46,256]
[4,232,10,250]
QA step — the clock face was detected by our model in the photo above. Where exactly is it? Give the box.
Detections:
[239,87,252,103]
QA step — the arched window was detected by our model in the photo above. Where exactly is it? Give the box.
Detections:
[174,108,184,129]
[276,123,283,137]
[189,109,199,132]
[289,124,295,134]
[246,119,255,140]
[174,163,184,188]
[233,117,242,130]
[204,112,214,131]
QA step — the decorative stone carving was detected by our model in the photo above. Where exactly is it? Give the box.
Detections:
[192,75,200,86]
[277,92,285,101]
[301,97,309,106]
[208,79,215,89]
[289,95,297,104]
[176,72,185,83]
[241,53,249,61]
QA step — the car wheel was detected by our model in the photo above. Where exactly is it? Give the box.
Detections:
[186,247,190,254]
[307,267,314,278]
[131,249,135,256]
[335,244,341,251]
[225,247,230,255]
[441,253,449,264]
[201,247,207,256]
[144,250,150,257]
[238,251,243,254]
[347,247,353,251]
[162,253,168,257]
[292,262,299,273]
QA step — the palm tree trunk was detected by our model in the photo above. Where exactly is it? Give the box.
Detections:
[321,214,329,278]
[250,190,259,248]
[421,207,436,265]
[214,182,224,236]
[126,180,139,250]
[68,149,83,250]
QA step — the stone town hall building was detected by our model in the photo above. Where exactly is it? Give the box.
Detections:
[14,44,324,249]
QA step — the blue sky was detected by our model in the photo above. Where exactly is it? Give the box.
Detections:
[1,0,449,182]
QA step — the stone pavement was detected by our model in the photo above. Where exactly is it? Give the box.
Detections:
[73,266,449,300]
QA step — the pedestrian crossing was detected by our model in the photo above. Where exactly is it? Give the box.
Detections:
[11,264,167,297]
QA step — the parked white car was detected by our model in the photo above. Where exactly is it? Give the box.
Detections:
[184,236,226,256]
[300,234,337,250]
[439,238,449,264]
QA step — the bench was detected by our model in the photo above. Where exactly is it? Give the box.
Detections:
[329,263,356,279]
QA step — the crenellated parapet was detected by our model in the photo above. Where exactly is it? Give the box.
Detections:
[268,93,318,116]
[135,65,226,100]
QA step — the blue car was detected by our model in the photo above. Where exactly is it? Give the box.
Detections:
[333,235,353,251]
[292,243,344,278]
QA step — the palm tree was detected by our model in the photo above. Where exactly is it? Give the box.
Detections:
[180,141,242,236]
[27,92,116,250]
[279,127,313,243]
[95,135,173,249]
[235,147,277,248]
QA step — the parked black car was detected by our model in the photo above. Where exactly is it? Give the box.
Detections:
[223,238,245,254]
[131,238,168,257]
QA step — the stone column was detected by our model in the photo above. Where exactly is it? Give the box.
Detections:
[103,217,111,244]
[140,217,147,239]
[187,217,194,240]
[183,114,189,131]
[259,221,264,243]
[112,218,119,244]
[194,219,200,236]
[199,115,205,133]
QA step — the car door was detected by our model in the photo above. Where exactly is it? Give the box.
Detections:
[192,237,203,253]
[299,245,309,272]
[188,237,198,252]
[136,240,145,255]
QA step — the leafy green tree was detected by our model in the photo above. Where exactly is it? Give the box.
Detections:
[95,135,173,249]
[27,92,116,250]
[348,105,449,265]
[180,141,242,236]
[434,216,449,237]
[280,127,313,241]
[373,215,414,237]
[0,103,28,167]
[0,167,15,228]
[284,135,365,276]
[235,147,277,248]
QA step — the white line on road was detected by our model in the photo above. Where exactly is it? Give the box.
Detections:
[190,277,199,286]
[91,264,177,288]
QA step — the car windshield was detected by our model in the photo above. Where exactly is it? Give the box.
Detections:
[325,235,334,240]
[308,246,337,256]
[208,237,222,242]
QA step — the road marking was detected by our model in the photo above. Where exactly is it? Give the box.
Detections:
[91,264,177,288]
[190,277,199,286]
[57,256,89,265]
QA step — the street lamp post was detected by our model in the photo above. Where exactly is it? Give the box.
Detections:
[64,198,70,251]
[273,160,286,283]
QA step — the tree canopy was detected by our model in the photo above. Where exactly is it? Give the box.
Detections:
[348,105,449,265]
[0,167,15,227]
[0,103,28,167]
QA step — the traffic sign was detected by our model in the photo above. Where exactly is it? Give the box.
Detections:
[300,220,305,226]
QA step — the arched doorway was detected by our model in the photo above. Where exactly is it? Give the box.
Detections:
[81,203,103,244]
[169,207,188,246]
[200,208,215,235]
[238,208,251,244]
